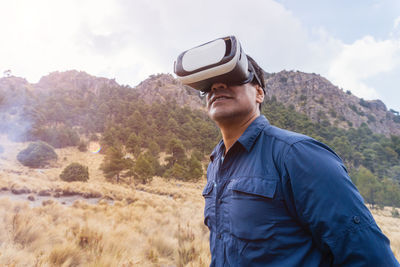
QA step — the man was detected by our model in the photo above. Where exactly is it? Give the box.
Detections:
[174,36,399,266]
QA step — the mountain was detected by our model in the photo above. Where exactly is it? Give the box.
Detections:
[1,69,399,137]
[0,69,400,208]
[264,70,400,136]
[134,73,204,110]
[129,70,400,137]
[35,70,119,96]
[0,76,35,108]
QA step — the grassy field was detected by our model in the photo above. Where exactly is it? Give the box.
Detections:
[0,137,399,266]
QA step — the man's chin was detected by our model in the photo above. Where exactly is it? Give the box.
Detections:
[208,110,239,124]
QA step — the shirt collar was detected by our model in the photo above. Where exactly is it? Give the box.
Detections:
[237,115,269,152]
[209,115,269,161]
[210,140,224,162]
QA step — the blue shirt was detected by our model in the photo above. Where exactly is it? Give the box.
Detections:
[203,115,399,267]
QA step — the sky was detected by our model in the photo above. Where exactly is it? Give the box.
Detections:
[1,0,399,111]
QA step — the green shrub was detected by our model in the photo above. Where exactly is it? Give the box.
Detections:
[60,163,89,182]
[359,98,371,108]
[17,141,58,168]
[349,104,358,113]
[367,114,376,123]
[329,109,337,118]
[279,77,288,83]
[78,140,88,152]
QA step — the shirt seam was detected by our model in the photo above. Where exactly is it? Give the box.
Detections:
[263,126,310,147]
[282,142,305,217]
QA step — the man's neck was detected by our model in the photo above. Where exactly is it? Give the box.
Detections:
[217,113,259,155]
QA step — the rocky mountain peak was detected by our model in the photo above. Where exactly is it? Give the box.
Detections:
[0,76,32,91]
[0,76,35,109]
[134,73,205,110]
[35,70,119,95]
[264,70,400,136]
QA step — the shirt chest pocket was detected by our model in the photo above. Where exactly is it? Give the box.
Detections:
[228,177,288,240]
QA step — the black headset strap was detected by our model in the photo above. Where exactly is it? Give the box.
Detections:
[248,62,264,91]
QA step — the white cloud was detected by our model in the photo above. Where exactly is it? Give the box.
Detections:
[1,0,316,85]
[391,16,400,39]
[0,0,399,112]
[327,35,400,99]
[0,0,123,82]
[394,16,400,29]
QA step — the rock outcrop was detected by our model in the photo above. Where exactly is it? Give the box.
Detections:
[35,70,119,96]
[134,74,205,111]
[264,70,400,136]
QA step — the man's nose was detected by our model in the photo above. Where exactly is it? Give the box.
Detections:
[210,83,228,92]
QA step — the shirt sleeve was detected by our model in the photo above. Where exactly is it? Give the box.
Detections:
[282,138,399,266]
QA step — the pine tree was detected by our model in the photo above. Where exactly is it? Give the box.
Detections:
[187,154,203,180]
[128,111,145,134]
[166,138,186,166]
[100,146,128,183]
[353,167,382,208]
[148,141,160,157]
[134,153,155,184]
[164,162,187,180]
[126,133,141,155]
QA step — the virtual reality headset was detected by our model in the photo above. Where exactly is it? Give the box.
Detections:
[173,36,263,94]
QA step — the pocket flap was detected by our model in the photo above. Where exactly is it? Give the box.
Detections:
[229,178,277,198]
[202,181,214,196]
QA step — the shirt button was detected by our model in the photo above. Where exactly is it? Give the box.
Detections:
[353,216,360,224]
[217,233,222,239]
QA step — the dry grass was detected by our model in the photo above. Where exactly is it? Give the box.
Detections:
[0,135,399,265]
[368,205,400,259]
[0,135,210,266]
[0,188,210,266]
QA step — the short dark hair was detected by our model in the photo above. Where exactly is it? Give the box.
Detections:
[247,55,265,111]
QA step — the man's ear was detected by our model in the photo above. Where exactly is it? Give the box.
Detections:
[255,84,264,104]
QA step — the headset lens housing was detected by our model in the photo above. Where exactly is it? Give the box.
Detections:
[174,36,252,91]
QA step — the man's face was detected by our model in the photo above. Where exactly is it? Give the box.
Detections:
[206,82,263,124]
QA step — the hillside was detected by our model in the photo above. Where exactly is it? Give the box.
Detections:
[35,70,119,96]
[134,74,204,110]
[0,70,399,206]
[1,70,399,136]
[264,70,400,136]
